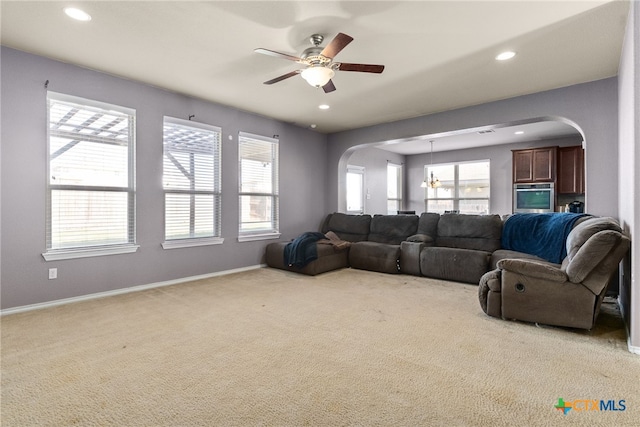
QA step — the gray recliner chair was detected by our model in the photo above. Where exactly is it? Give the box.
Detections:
[479,217,630,330]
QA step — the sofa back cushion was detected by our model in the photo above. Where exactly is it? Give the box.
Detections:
[368,214,419,244]
[561,217,628,292]
[564,217,622,261]
[322,212,372,242]
[417,212,440,237]
[436,213,503,252]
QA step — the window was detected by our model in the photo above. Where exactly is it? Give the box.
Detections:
[425,160,490,214]
[162,117,222,248]
[346,165,365,214]
[44,92,137,260]
[238,132,279,240]
[387,163,403,214]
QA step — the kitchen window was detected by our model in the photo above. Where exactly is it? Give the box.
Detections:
[425,160,490,214]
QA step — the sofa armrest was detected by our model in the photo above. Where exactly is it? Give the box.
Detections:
[406,233,435,245]
[400,241,424,275]
[497,259,567,283]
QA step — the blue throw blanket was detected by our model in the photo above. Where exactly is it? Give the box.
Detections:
[283,232,326,268]
[501,213,588,263]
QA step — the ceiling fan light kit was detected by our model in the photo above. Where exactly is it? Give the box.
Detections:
[255,32,384,93]
[301,66,335,87]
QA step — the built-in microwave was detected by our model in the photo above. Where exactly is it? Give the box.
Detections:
[513,183,555,213]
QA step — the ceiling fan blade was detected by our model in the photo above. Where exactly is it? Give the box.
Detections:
[263,70,301,85]
[254,48,302,62]
[320,32,354,59]
[338,63,385,73]
[322,80,336,93]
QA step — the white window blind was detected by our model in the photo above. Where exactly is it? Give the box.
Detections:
[238,132,279,238]
[45,92,136,258]
[163,117,222,244]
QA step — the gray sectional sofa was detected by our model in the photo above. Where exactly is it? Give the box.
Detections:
[266,212,533,283]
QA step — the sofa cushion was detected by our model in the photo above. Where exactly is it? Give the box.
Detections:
[436,214,502,252]
[417,212,440,237]
[420,246,491,284]
[367,214,419,244]
[323,212,372,242]
[349,241,400,274]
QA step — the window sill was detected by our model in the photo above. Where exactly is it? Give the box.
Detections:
[162,237,224,250]
[42,244,140,261]
[237,233,281,243]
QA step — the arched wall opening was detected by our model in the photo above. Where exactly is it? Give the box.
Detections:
[337,116,586,216]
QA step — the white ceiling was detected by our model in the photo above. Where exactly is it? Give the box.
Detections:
[0,0,629,151]
[376,119,583,155]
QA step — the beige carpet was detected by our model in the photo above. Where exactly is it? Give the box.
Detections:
[1,268,638,426]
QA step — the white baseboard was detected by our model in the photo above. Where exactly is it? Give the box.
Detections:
[628,338,640,355]
[1,264,267,316]
[617,295,640,355]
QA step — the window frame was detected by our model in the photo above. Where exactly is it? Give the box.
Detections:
[237,132,280,242]
[43,91,138,261]
[161,116,223,249]
[346,164,365,214]
[424,160,491,214]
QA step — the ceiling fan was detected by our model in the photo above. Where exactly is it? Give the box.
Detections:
[254,33,385,93]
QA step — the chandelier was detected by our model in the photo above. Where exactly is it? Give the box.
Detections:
[421,140,441,188]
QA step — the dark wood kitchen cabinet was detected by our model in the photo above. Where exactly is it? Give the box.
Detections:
[557,145,585,194]
[512,146,556,183]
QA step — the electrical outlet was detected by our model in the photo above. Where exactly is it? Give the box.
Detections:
[48,268,57,280]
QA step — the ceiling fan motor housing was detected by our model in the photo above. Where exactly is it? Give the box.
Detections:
[301,34,333,67]
[301,46,324,60]
[309,34,324,46]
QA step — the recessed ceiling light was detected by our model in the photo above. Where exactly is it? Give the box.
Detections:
[64,7,92,21]
[318,104,330,110]
[515,131,525,135]
[495,51,516,61]
[310,124,317,129]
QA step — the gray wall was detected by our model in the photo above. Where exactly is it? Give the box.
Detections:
[404,136,583,216]
[345,147,405,215]
[0,47,328,309]
[618,0,639,352]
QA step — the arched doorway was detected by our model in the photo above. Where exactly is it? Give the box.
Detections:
[337,116,585,215]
